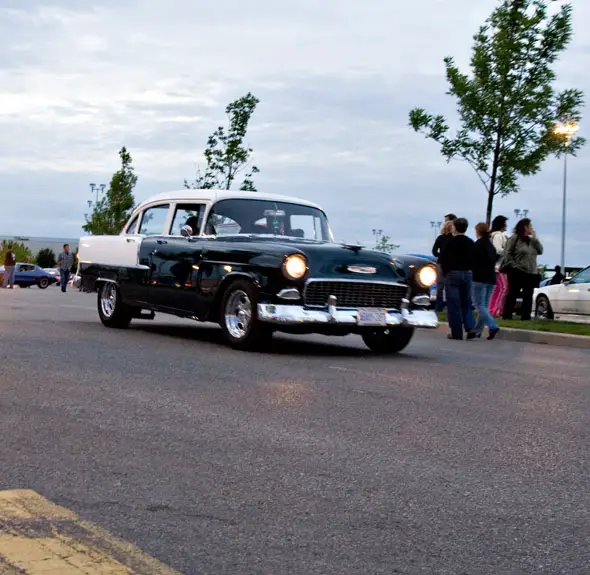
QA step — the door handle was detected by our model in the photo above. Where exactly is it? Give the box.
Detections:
[126,238,137,243]
[157,239,168,245]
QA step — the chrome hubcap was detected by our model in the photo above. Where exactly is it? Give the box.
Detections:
[100,283,117,318]
[225,290,252,339]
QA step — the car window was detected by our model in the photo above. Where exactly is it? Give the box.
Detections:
[205,199,331,241]
[211,215,241,236]
[169,203,206,236]
[126,214,140,235]
[290,214,326,240]
[139,204,170,235]
[19,264,35,272]
[569,267,590,284]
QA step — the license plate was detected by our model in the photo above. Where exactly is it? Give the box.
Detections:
[358,308,387,326]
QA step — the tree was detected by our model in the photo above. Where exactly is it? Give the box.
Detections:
[409,0,585,224]
[0,240,32,263]
[375,235,399,254]
[36,248,56,268]
[84,146,137,234]
[184,93,260,191]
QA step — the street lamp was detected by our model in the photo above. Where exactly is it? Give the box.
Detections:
[430,220,442,240]
[553,120,579,270]
[514,209,529,220]
[89,183,106,208]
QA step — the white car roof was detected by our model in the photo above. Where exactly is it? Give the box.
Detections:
[136,190,324,211]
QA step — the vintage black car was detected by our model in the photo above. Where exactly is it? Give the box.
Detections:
[78,191,438,353]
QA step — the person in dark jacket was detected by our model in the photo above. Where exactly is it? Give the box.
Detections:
[439,217,476,340]
[2,245,16,289]
[549,265,565,285]
[471,222,500,340]
[431,220,454,312]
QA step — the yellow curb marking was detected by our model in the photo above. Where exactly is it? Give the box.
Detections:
[0,490,181,574]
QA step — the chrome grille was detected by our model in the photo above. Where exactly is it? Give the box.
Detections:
[304,281,407,309]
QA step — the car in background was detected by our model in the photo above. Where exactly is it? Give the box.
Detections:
[0,263,59,289]
[534,265,590,322]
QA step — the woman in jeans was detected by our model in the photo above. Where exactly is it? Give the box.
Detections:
[502,218,543,320]
[439,217,476,340]
[488,215,508,317]
[472,223,500,340]
[431,220,454,312]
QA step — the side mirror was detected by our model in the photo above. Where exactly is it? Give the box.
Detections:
[180,225,193,238]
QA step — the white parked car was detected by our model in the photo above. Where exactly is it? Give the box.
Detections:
[534,265,590,322]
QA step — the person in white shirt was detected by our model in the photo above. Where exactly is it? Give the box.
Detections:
[488,215,508,317]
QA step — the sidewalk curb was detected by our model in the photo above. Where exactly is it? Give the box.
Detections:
[435,323,590,349]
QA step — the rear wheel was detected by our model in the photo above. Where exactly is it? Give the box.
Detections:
[38,277,49,289]
[97,282,132,328]
[220,279,272,350]
[535,295,554,320]
[362,327,415,354]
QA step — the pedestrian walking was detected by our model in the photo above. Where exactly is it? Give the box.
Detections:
[471,223,500,340]
[488,215,509,317]
[432,220,455,312]
[2,245,16,289]
[439,217,476,340]
[57,244,75,293]
[501,218,543,321]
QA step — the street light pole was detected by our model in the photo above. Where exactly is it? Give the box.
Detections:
[553,120,579,270]
[561,152,567,271]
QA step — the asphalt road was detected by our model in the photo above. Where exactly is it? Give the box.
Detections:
[0,287,589,574]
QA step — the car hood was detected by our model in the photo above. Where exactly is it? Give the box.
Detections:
[210,236,419,282]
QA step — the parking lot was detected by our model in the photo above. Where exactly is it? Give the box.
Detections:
[1,287,589,574]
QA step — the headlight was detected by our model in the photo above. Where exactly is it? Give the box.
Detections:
[417,265,437,288]
[283,254,307,280]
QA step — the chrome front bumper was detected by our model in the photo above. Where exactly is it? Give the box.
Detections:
[257,304,439,328]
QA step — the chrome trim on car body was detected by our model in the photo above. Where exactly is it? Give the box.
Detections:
[303,278,408,289]
[257,304,438,328]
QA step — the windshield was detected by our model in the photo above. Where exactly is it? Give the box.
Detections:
[204,199,333,242]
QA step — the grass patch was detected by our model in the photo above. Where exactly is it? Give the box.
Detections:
[436,312,590,337]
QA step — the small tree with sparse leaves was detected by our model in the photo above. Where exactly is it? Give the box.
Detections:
[375,235,399,254]
[185,93,260,191]
[409,0,585,224]
[84,147,137,235]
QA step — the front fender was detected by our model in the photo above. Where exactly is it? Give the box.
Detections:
[205,271,265,322]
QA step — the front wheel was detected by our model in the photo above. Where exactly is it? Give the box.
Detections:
[362,327,415,354]
[535,295,554,320]
[97,282,132,328]
[38,277,49,289]
[220,279,272,350]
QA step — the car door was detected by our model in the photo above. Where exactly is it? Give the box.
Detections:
[561,267,590,315]
[124,203,171,304]
[146,236,206,315]
[16,264,36,286]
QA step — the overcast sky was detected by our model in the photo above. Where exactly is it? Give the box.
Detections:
[1,0,588,266]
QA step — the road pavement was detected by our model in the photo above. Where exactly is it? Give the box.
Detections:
[0,287,589,574]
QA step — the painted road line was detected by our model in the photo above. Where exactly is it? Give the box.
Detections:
[0,490,181,574]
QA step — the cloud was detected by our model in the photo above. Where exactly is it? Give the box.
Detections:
[0,0,589,266]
